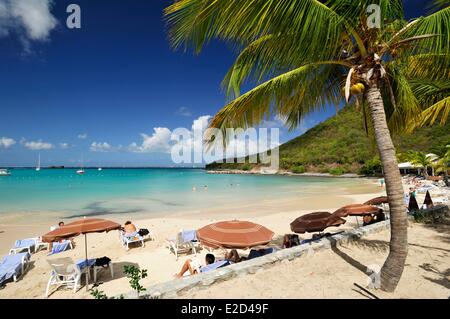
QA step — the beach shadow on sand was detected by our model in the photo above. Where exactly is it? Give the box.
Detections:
[45,261,140,298]
[419,263,450,290]
[328,239,369,274]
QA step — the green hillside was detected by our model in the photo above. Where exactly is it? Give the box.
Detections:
[206,106,450,175]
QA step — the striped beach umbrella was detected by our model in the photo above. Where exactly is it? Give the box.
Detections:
[197,220,274,249]
[42,217,121,291]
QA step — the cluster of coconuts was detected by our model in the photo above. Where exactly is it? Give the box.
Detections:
[342,82,365,96]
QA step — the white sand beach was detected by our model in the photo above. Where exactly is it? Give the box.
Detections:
[0,178,448,299]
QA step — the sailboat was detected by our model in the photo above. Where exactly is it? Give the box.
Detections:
[0,169,11,176]
[36,153,41,171]
[77,155,85,175]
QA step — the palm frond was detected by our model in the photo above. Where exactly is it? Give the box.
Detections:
[420,96,450,125]
[207,62,345,140]
[220,32,347,100]
[402,54,450,81]
[165,0,345,55]
[403,6,450,55]
[382,64,421,133]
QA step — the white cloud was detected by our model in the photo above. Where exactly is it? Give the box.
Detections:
[22,139,53,150]
[90,142,112,152]
[128,115,279,164]
[260,115,285,128]
[0,136,16,148]
[0,0,57,42]
[175,107,192,117]
[129,127,173,153]
[59,142,71,149]
[78,133,88,139]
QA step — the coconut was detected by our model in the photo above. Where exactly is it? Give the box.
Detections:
[350,83,365,94]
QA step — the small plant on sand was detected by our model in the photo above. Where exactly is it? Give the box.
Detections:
[89,265,148,299]
[90,289,109,299]
[124,265,148,297]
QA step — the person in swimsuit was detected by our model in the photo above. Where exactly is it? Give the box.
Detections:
[175,253,216,278]
[123,221,138,237]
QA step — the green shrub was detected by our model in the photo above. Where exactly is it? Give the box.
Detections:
[291,165,306,174]
[329,167,345,175]
[241,164,252,171]
[359,156,382,176]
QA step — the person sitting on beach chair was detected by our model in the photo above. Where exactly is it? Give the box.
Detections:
[120,221,145,250]
[362,211,386,226]
[123,221,137,236]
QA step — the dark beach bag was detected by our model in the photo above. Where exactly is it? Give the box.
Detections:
[95,256,111,267]
[138,228,150,236]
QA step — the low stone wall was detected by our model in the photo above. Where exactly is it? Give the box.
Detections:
[119,220,396,299]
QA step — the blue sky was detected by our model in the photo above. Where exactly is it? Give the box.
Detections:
[0,0,429,167]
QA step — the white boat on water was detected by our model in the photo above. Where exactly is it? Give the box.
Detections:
[77,154,85,174]
[36,153,41,171]
[98,167,102,171]
[0,169,11,176]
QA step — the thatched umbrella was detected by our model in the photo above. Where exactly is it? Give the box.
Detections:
[332,204,382,217]
[290,212,346,234]
[42,217,121,290]
[423,190,434,208]
[364,196,389,206]
[408,195,419,212]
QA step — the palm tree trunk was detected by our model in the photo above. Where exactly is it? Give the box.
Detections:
[365,85,408,292]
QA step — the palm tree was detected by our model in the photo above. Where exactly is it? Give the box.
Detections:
[406,151,433,178]
[165,1,449,292]
[437,145,450,185]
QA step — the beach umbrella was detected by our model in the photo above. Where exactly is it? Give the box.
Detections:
[423,190,434,208]
[290,212,346,234]
[42,217,121,291]
[408,195,419,211]
[197,220,274,249]
[364,196,389,206]
[332,204,381,217]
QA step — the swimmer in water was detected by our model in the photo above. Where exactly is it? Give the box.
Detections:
[204,185,208,191]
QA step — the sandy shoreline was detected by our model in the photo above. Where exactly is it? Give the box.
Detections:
[0,177,448,299]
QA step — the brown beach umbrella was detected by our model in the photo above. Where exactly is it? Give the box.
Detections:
[42,218,121,290]
[332,204,381,217]
[364,196,389,206]
[423,190,434,208]
[290,212,346,234]
[197,220,274,249]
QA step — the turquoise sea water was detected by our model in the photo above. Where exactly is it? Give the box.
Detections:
[0,168,367,220]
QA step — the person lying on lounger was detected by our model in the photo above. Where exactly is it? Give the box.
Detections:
[175,253,216,278]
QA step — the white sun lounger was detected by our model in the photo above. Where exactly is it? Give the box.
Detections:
[166,229,201,260]
[0,252,30,287]
[120,231,145,251]
[9,237,49,255]
[45,257,91,297]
